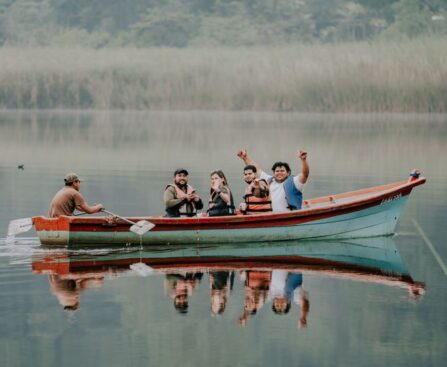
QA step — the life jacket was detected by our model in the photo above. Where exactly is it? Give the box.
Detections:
[208,187,236,216]
[283,175,303,210]
[244,180,272,213]
[245,271,271,290]
[165,184,196,217]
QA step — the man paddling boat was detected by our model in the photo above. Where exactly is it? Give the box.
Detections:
[48,173,103,218]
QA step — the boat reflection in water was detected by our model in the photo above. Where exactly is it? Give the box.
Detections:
[31,236,425,325]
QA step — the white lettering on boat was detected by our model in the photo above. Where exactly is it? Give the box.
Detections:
[380,193,402,205]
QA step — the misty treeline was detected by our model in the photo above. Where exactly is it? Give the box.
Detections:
[0,0,446,47]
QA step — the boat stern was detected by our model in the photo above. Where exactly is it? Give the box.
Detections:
[33,216,70,246]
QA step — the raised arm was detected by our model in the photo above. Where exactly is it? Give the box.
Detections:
[237,149,262,177]
[298,150,309,184]
[298,289,309,329]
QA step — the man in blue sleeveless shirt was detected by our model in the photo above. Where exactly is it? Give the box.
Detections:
[237,149,309,212]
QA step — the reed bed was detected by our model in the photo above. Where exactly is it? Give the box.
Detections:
[0,38,446,112]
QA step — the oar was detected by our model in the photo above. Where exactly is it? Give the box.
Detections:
[7,213,89,237]
[7,217,34,237]
[99,210,156,276]
[73,211,89,216]
[6,210,154,240]
[130,262,155,277]
[5,217,34,244]
[101,210,155,236]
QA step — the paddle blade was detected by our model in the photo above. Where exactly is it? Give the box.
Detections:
[7,218,33,236]
[130,262,154,277]
[129,220,155,236]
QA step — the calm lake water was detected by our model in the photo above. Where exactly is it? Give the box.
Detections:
[0,111,446,367]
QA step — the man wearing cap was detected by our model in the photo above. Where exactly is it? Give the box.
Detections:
[164,168,203,217]
[48,173,104,218]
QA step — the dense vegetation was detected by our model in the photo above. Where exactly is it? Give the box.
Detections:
[0,0,446,47]
[0,1,446,111]
[1,39,446,111]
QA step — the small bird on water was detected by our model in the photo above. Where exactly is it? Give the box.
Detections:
[17,164,24,170]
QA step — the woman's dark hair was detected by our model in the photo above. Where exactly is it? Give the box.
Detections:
[271,162,291,173]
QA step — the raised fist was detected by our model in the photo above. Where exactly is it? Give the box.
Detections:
[237,149,248,159]
[298,150,307,161]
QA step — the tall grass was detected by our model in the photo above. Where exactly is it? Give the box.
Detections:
[1,38,446,112]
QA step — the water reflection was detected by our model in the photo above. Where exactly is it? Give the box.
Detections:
[239,270,272,326]
[48,274,105,311]
[209,271,234,316]
[31,236,424,325]
[165,272,203,314]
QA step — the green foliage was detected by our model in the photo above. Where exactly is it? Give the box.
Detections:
[130,3,199,47]
[0,0,446,47]
[193,13,262,46]
[382,0,434,39]
[1,0,54,46]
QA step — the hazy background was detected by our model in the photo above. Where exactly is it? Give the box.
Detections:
[0,0,446,112]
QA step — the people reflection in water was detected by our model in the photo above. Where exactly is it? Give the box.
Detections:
[48,274,104,311]
[209,271,234,316]
[238,270,271,326]
[164,272,203,314]
[268,270,309,329]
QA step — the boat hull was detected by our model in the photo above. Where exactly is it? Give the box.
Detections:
[32,175,425,247]
[65,196,407,245]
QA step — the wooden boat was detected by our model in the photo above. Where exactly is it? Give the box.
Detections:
[31,237,424,293]
[32,173,425,246]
